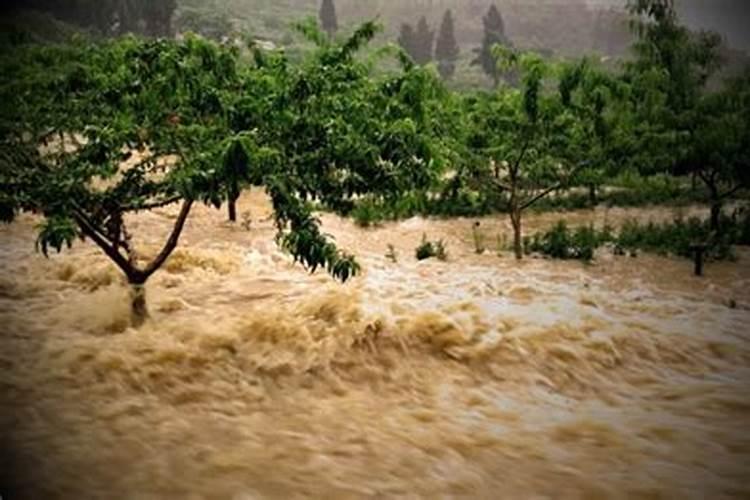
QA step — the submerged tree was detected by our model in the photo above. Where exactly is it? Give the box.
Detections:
[1,23,442,325]
[466,49,592,259]
[319,0,338,38]
[435,9,460,80]
[0,37,254,325]
[687,70,750,232]
[624,0,744,233]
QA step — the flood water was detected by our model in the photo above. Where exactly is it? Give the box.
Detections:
[1,190,749,499]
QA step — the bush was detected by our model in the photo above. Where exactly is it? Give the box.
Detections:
[528,221,605,261]
[528,213,748,263]
[415,234,447,261]
[351,198,383,227]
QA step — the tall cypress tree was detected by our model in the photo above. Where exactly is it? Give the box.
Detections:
[472,4,512,86]
[319,0,338,38]
[435,9,460,79]
[414,16,434,65]
[398,23,418,62]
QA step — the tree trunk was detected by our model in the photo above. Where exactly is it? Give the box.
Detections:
[511,210,523,260]
[705,178,722,234]
[588,183,598,207]
[129,283,148,327]
[228,198,237,222]
[710,200,722,234]
[228,179,239,222]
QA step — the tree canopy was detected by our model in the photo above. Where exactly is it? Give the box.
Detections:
[0,21,447,324]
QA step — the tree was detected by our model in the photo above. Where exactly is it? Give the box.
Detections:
[413,16,434,66]
[397,23,418,62]
[472,4,513,87]
[1,23,442,325]
[685,69,750,232]
[0,36,253,325]
[174,7,232,41]
[624,0,736,232]
[141,0,177,37]
[559,58,634,206]
[319,0,338,38]
[466,48,591,259]
[435,9,460,80]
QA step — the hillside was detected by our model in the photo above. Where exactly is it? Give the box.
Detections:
[176,0,633,88]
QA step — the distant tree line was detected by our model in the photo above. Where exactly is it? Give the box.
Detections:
[2,0,177,37]
[396,3,514,85]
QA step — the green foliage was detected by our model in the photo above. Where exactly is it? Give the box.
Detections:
[35,215,77,257]
[528,211,750,262]
[616,216,734,260]
[1,21,446,296]
[415,233,447,261]
[528,221,605,262]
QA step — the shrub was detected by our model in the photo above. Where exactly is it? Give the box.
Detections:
[416,234,448,261]
[528,214,745,263]
[528,221,605,261]
[352,198,384,227]
[385,244,398,263]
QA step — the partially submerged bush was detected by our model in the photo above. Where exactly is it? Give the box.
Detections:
[385,244,398,263]
[416,234,448,261]
[527,221,605,261]
[528,211,749,262]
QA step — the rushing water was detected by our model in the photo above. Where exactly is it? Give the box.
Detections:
[1,190,749,499]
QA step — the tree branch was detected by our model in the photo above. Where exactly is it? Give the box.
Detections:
[72,208,134,277]
[519,161,590,212]
[121,195,182,213]
[511,135,532,177]
[142,199,194,279]
[519,183,565,211]
[490,177,511,192]
[719,183,745,200]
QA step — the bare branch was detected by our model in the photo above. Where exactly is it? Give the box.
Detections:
[511,135,532,177]
[121,195,182,213]
[519,160,589,211]
[142,199,194,279]
[519,183,564,211]
[719,183,745,200]
[490,178,511,192]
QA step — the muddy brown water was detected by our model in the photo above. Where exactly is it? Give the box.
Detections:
[1,190,749,499]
